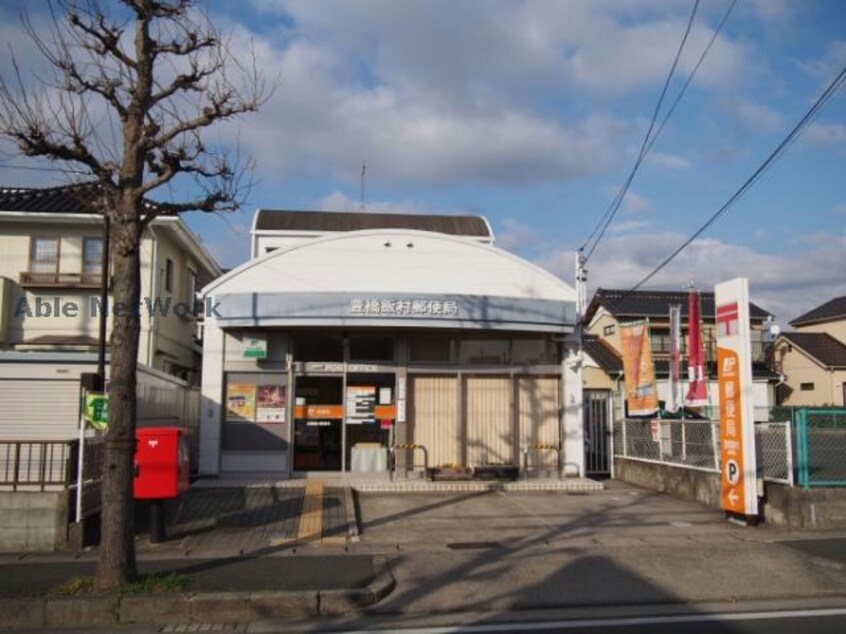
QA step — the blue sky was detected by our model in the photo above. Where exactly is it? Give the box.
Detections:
[1,0,845,322]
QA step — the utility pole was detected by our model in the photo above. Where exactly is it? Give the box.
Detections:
[575,249,588,323]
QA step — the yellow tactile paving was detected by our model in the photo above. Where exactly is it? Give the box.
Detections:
[296,479,324,542]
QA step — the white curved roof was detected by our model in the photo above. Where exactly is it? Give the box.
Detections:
[205,230,576,332]
[208,229,574,300]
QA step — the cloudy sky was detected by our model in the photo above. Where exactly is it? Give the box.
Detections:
[1,0,845,324]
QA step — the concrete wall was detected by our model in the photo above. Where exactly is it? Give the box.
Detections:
[0,491,68,552]
[616,457,846,530]
[764,482,846,529]
[614,457,721,509]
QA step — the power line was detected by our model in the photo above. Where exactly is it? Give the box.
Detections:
[0,162,88,175]
[643,0,739,160]
[625,62,846,296]
[581,0,701,262]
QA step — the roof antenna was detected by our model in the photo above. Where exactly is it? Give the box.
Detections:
[359,161,367,212]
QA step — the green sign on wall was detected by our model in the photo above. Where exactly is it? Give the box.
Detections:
[243,336,267,359]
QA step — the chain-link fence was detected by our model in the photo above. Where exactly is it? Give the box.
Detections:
[615,419,719,471]
[755,422,792,484]
[796,409,846,487]
[613,418,796,484]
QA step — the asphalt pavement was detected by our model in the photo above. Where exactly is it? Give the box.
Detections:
[0,554,377,597]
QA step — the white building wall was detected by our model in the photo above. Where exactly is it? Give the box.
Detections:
[198,321,224,475]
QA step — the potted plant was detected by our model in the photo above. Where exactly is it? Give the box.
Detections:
[473,461,520,481]
[427,463,474,481]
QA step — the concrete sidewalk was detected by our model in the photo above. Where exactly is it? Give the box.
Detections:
[5,480,846,630]
[346,482,846,615]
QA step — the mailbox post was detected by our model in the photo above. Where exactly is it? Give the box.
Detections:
[134,427,190,543]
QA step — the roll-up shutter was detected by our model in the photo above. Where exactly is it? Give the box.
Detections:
[411,375,460,468]
[518,376,560,469]
[465,376,513,467]
[0,378,80,440]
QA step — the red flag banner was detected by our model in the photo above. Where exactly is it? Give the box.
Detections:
[619,320,658,416]
[685,291,708,406]
[667,304,682,413]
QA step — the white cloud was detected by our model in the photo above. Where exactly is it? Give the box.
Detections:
[622,191,655,216]
[720,98,785,133]
[314,191,434,215]
[216,1,756,187]
[800,39,846,81]
[804,122,846,148]
[537,229,846,323]
[647,151,692,170]
[496,218,545,253]
[229,35,631,186]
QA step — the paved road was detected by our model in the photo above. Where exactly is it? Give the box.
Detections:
[0,554,377,597]
[347,484,846,614]
[321,609,846,633]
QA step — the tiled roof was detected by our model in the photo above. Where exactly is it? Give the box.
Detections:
[254,209,492,237]
[0,181,161,215]
[790,296,846,327]
[0,182,105,214]
[780,332,846,368]
[586,288,772,322]
[583,335,622,373]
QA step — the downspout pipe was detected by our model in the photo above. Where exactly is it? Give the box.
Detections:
[147,225,159,368]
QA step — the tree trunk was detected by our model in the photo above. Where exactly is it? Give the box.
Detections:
[94,191,142,590]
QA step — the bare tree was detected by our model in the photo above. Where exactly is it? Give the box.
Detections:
[0,0,269,590]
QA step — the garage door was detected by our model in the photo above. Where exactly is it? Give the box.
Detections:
[466,376,513,467]
[0,378,81,440]
[411,376,460,468]
[518,376,560,469]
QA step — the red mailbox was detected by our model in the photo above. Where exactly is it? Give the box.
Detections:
[134,427,190,500]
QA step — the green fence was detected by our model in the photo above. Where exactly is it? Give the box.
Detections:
[795,409,846,488]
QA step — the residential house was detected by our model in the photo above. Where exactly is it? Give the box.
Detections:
[583,288,779,417]
[0,182,221,440]
[773,297,846,407]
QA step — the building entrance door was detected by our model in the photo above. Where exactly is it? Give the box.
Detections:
[345,373,395,472]
[584,390,612,476]
[292,376,343,471]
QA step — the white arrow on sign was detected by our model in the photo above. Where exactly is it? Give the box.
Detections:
[148,440,159,449]
[728,488,739,506]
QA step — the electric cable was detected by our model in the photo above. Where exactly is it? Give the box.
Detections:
[619,63,846,302]
[581,0,701,262]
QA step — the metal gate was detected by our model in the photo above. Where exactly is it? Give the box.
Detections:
[584,390,611,475]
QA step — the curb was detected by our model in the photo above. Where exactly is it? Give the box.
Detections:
[0,558,395,629]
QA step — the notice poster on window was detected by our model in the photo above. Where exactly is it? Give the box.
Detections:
[257,383,286,423]
[226,383,256,421]
[346,385,376,424]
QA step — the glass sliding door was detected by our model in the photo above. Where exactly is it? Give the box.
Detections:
[293,376,343,471]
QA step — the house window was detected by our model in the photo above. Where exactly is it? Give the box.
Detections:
[800,382,814,391]
[459,338,510,364]
[30,237,59,273]
[408,334,454,363]
[349,335,394,362]
[165,258,174,293]
[82,238,102,278]
[603,324,615,336]
[186,269,197,304]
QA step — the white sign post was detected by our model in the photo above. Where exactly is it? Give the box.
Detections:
[714,277,759,522]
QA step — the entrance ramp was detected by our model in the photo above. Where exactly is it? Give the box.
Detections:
[193,474,603,493]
